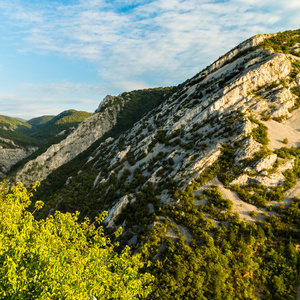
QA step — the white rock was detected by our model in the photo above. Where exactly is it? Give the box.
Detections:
[235,136,261,163]
[15,98,125,186]
[254,154,277,173]
[277,158,295,173]
[105,195,130,228]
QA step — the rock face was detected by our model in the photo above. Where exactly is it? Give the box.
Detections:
[105,195,132,228]
[14,97,126,186]
[11,31,300,228]
[254,154,277,173]
[0,146,37,178]
[234,136,261,163]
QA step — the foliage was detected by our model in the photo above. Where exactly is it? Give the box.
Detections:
[19,110,92,143]
[0,181,153,299]
[0,110,92,151]
[259,29,300,53]
[109,87,176,136]
[27,115,55,126]
[248,115,269,146]
[0,115,31,130]
[292,59,300,72]
[0,128,39,148]
[145,182,300,299]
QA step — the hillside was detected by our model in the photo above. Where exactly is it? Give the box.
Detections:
[7,29,300,299]
[27,115,55,126]
[19,109,93,142]
[0,110,92,179]
[10,87,176,186]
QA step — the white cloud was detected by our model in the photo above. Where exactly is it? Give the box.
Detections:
[1,0,300,117]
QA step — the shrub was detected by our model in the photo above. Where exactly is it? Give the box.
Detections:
[0,182,153,299]
[250,210,258,217]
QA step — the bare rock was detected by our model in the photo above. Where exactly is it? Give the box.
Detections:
[254,154,277,173]
[235,136,261,163]
[105,195,131,228]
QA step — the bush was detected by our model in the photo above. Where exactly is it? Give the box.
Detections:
[250,210,258,217]
[0,182,153,299]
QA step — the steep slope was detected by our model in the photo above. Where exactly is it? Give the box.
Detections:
[0,110,92,178]
[0,115,38,178]
[40,31,298,214]
[12,88,175,186]
[19,109,92,142]
[25,30,300,299]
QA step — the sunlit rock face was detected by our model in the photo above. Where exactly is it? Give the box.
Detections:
[0,146,37,178]
[13,32,300,212]
[14,97,127,186]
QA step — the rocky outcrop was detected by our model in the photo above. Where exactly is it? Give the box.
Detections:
[235,136,261,163]
[14,97,126,186]
[0,146,37,178]
[230,173,286,187]
[105,195,132,228]
[268,88,295,119]
[254,154,277,173]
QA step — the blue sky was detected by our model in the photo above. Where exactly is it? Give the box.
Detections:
[0,0,299,119]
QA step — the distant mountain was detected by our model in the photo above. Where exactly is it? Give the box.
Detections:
[19,109,93,143]
[0,114,30,129]
[27,115,55,126]
[6,29,300,299]
[0,109,92,178]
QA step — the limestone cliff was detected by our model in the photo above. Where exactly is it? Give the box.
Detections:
[14,96,125,186]
[0,145,37,178]
[29,30,300,226]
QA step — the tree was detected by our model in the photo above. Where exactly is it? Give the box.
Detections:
[0,182,153,299]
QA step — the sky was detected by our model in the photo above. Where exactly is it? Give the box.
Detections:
[0,0,299,120]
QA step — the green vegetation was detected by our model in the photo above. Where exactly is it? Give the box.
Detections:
[291,86,300,108]
[0,181,153,299]
[19,110,92,143]
[292,59,300,72]
[143,177,300,299]
[109,87,176,136]
[0,115,38,148]
[248,115,269,146]
[27,115,55,126]
[259,29,300,54]
[0,127,39,148]
[0,115,30,130]
[0,110,92,150]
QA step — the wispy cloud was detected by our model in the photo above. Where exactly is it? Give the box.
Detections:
[23,82,105,95]
[1,0,300,118]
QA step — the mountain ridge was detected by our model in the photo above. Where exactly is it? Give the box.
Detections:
[5,29,300,299]
[0,109,92,178]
